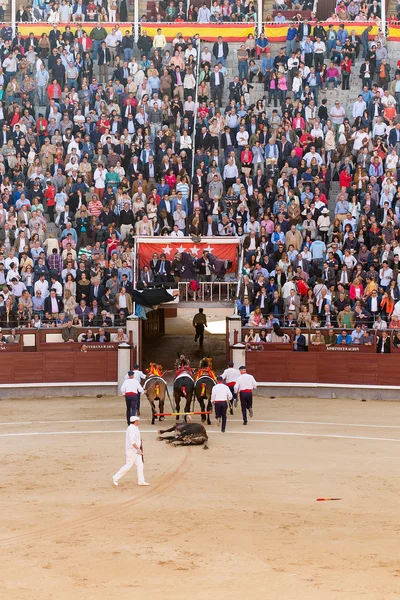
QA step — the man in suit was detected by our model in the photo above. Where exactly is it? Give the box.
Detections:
[368,96,383,122]
[95,327,110,342]
[154,254,171,283]
[292,254,309,274]
[203,215,219,236]
[143,156,158,184]
[298,19,312,41]
[377,331,391,353]
[62,320,78,342]
[253,168,267,191]
[193,168,208,193]
[254,287,269,315]
[75,300,90,325]
[229,77,242,103]
[283,289,301,318]
[139,266,154,288]
[135,216,154,237]
[172,66,185,102]
[44,290,64,316]
[210,66,224,106]
[293,327,307,351]
[220,126,235,158]
[238,276,254,304]
[388,122,400,150]
[98,42,111,84]
[49,25,61,49]
[322,261,336,288]
[167,136,181,156]
[89,279,105,305]
[240,297,253,325]
[195,126,212,152]
[115,288,133,314]
[212,36,229,67]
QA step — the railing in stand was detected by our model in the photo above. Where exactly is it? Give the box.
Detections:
[177,281,237,302]
[234,246,244,315]
[191,36,201,180]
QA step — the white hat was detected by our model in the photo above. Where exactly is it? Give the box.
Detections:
[321,207,330,214]
[130,415,140,423]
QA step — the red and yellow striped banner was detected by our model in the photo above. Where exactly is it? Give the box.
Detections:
[388,23,400,41]
[18,22,132,37]
[265,21,378,42]
[18,20,375,43]
[142,23,254,42]
[18,22,254,42]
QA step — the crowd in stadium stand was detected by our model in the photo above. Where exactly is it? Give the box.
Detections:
[0,5,399,351]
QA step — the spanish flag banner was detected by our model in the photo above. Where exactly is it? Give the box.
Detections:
[388,24,400,41]
[18,22,128,37]
[264,21,378,42]
[18,22,254,42]
[142,23,255,42]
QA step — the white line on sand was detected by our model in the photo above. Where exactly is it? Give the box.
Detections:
[1,430,400,443]
[1,418,400,429]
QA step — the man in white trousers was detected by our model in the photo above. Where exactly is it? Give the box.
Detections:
[113,415,149,487]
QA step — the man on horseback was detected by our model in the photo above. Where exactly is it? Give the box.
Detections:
[175,355,194,377]
[196,357,217,382]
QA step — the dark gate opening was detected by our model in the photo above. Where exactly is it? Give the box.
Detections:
[141,307,227,372]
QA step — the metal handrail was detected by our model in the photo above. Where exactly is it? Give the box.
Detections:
[177,281,238,302]
[234,246,244,315]
[190,35,201,180]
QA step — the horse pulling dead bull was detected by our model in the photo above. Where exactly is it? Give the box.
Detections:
[194,358,216,425]
[173,355,195,420]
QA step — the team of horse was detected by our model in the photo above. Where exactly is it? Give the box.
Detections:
[143,356,215,427]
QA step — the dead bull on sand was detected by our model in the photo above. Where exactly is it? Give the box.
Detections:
[157,416,209,449]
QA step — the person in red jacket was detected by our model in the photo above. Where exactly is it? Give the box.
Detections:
[36,114,48,145]
[44,180,56,223]
[340,56,352,90]
[47,80,62,102]
[339,167,352,188]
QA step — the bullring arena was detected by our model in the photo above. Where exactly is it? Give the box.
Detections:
[2,393,400,600]
[2,0,400,596]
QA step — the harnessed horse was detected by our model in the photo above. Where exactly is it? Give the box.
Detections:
[194,375,214,425]
[173,369,195,420]
[143,364,168,425]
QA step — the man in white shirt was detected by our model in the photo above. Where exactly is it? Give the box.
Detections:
[170,225,184,238]
[303,146,322,167]
[132,364,146,414]
[211,376,232,433]
[372,117,387,138]
[198,2,211,22]
[34,274,49,298]
[379,262,393,287]
[234,366,257,425]
[120,370,144,424]
[113,415,149,487]
[223,158,239,188]
[329,101,345,131]
[221,361,240,414]
[352,127,370,154]
[236,125,249,148]
[352,95,366,118]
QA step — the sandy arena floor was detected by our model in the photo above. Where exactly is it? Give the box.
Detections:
[1,395,400,599]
